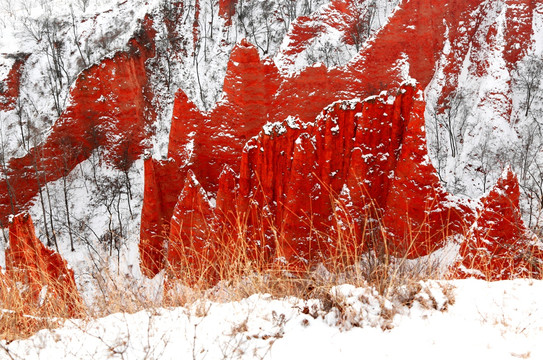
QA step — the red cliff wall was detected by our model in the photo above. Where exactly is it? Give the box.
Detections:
[157,84,481,278]
[166,170,217,284]
[0,0,538,283]
[140,0,539,279]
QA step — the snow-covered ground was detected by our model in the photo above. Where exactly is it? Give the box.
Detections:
[2,279,542,360]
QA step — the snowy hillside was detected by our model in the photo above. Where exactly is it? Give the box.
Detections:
[3,280,543,359]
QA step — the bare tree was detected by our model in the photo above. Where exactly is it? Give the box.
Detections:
[25,15,71,118]
[14,98,29,151]
[438,89,471,158]
[428,108,447,182]
[112,141,136,218]
[92,173,124,257]
[55,134,79,252]
[279,0,297,31]
[70,6,89,69]
[513,55,543,117]
[426,88,473,188]
[28,142,57,249]
[349,0,377,52]
[474,129,501,194]
[300,0,315,15]
[193,40,206,109]
[77,0,90,13]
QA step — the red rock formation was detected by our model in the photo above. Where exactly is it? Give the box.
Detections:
[454,169,543,280]
[140,40,284,276]
[140,87,207,276]
[0,54,29,111]
[168,90,202,165]
[236,83,472,268]
[215,165,238,226]
[4,213,82,316]
[168,39,281,192]
[160,82,540,283]
[161,84,476,279]
[159,0,534,198]
[437,0,535,115]
[0,16,157,224]
[380,86,472,256]
[0,1,537,282]
[139,157,188,277]
[140,0,539,278]
[237,117,308,265]
[504,0,535,72]
[198,39,281,191]
[166,170,217,284]
[280,0,534,117]
[140,40,282,276]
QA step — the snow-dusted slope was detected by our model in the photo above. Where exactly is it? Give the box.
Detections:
[2,279,543,360]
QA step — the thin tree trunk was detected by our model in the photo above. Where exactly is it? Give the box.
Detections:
[44,180,59,252]
[62,174,74,252]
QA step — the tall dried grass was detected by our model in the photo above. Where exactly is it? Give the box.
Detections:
[6,186,534,341]
[162,191,452,307]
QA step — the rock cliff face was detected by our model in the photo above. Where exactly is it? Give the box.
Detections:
[158,83,541,281]
[234,83,467,267]
[4,213,81,316]
[140,0,538,254]
[138,0,541,279]
[167,170,216,284]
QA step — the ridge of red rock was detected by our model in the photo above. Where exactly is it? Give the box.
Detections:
[140,40,283,276]
[0,54,29,111]
[0,0,538,282]
[169,39,281,193]
[139,157,188,277]
[166,170,216,285]
[0,16,157,224]
[140,0,538,277]
[454,169,543,280]
[4,212,82,316]
[153,81,538,281]
[237,83,473,268]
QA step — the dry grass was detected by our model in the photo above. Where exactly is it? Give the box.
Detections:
[162,194,452,309]
[0,232,446,342]
[0,275,75,341]
[85,257,162,318]
[4,189,538,342]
